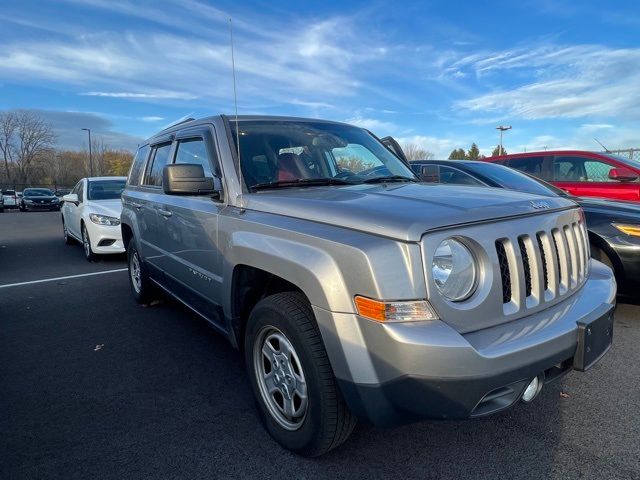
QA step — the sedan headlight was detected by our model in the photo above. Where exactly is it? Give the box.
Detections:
[51,197,60,203]
[24,199,34,203]
[432,238,477,301]
[89,213,120,226]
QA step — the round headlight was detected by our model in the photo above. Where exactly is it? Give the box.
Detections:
[432,238,477,301]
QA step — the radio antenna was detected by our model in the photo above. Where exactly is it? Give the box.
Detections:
[593,138,610,153]
[229,18,244,210]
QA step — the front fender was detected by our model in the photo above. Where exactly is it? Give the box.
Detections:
[223,231,353,313]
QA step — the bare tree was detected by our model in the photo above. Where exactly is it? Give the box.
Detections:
[0,111,18,182]
[3,111,56,184]
[402,142,434,161]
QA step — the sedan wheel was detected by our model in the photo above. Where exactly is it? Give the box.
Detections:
[82,224,97,261]
[63,220,74,245]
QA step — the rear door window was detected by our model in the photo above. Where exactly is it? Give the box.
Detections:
[128,145,150,186]
[553,156,617,182]
[143,143,173,187]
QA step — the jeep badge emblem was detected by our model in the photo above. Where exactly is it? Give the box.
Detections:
[530,200,550,210]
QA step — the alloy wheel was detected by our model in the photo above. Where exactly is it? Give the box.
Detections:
[130,251,142,294]
[253,326,308,431]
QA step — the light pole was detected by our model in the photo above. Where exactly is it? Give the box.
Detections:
[81,128,93,177]
[496,125,512,155]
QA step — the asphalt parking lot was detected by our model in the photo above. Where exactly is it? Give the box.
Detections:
[1,211,639,479]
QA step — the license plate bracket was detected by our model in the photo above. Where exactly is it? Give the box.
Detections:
[573,304,614,372]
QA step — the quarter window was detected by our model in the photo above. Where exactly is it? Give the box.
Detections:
[128,145,150,186]
[174,138,213,177]
[144,143,173,187]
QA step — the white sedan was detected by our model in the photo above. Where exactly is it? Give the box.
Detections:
[61,177,127,261]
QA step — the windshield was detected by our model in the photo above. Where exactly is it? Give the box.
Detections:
[465,162,560,197]
[230,120,417,190]
[24,189,53,197]
[87,180,126,200]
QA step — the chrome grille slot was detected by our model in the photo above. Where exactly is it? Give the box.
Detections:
[495,218,588,316]
[564,224,579,288]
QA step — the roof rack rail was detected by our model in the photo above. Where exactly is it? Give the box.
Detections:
[159,114,196,132]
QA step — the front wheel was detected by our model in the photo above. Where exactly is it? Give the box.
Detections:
[82,224,97,262]
[62,219,74,245]
[245,292,356,457]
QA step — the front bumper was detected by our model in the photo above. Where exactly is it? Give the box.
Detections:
[23,203,60,210]
[87,222,125,254]
[314,260,616,426]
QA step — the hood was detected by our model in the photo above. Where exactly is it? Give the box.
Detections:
[88,199,123,218]
[245,183,576,242]
[578,196,640,216]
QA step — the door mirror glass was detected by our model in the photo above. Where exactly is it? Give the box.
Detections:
[63,193,79,203]
[163,163,221,196]
[608,167,638,182]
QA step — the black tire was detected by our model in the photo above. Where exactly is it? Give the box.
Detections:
[127,241,155,304]
[81,223,98,262]
[244,292,356,457]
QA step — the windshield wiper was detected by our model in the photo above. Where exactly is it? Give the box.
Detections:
[251,177,353,191]
[362,175,417,184]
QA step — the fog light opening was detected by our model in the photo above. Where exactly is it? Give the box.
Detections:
[522,375,543,403]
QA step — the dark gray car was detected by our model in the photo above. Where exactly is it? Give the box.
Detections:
[121,115,616,456]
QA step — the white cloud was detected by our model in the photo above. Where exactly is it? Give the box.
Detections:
[82,91,196,100]
[395,135,463,158]
[140,116,164,122]
[452,45,640,120]
[0,4,389,110]
[344,116,397,134]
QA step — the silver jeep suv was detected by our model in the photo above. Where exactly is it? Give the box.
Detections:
[121,115,616,456]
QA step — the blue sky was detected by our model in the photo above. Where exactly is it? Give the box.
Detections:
[1,0,639,156]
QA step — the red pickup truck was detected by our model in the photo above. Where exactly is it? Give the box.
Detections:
[484,150,640,202]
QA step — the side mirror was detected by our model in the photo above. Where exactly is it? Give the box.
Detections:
[608,167,638,182]
[419,165,440,183]
[163,163,221,196]
[63,193,78,204]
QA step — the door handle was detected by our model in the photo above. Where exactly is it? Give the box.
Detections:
[157,208,172,218]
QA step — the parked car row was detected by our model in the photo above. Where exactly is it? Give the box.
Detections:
[1,187,74,212]
[52,116,622,457]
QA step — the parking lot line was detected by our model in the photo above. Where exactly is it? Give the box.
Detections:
[0,268,128,289]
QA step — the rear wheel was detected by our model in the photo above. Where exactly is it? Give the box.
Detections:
[245,292,356,457]
[127,241,155,303]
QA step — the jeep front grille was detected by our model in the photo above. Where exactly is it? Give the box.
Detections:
[495,220,589,314]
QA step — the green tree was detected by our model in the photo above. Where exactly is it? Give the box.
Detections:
[491,145,507,157]
[467,143,480,160]
[448,148,466,160]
